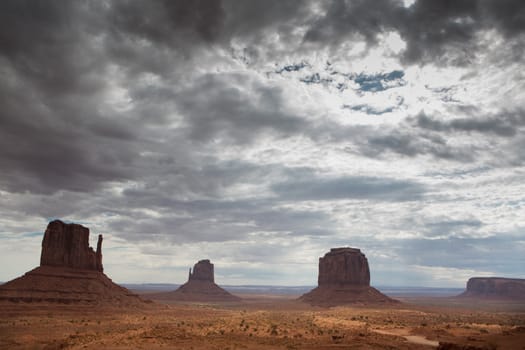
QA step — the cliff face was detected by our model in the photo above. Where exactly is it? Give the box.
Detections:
[40,220,103,272]
[318,248,370,286]
[461,277,525,299]
[0,220,148,306]
[150,259,240,302]
[299,247,396,305]
[189,259,214,283]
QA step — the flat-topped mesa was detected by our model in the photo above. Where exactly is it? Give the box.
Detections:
[188,259,214,283]
[40,220,103,272]
[461,277,525,299]
[318,247,370,286]
[299,247,396,305]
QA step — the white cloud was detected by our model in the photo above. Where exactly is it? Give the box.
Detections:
[1,0,524,288]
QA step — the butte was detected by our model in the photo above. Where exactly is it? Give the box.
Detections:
[151,259,240,302]
[299,247,397,306]
[0,220,147,307]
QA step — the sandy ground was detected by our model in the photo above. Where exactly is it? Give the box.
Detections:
[1,294,525,349]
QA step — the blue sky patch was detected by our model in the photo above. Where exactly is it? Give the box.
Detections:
[354,70,405,92]
[275,62,308,74]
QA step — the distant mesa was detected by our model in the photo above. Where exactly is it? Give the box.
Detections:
[459,277,525,300]
[0,220,147,306]
[299,247,397,306]
[150,259,241,302]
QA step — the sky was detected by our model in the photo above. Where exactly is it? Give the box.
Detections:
[1,0,524,288]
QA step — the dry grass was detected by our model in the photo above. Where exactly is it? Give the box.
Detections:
[1,295,525,349]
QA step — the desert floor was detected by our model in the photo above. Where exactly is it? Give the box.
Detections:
[1,294,525,349]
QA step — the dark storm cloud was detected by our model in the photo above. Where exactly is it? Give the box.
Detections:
[1,0,522,196]
[0,0,234,195]
[272,176,425,202]
[107,203,335,245]
[358,129,475,161]
[173,73,306,144]
[305,0,525,65]
[110,0,225,45]
[0,1,137,194]
[353,109,525,163]
[414,110,525,137]
[0,72,140,194]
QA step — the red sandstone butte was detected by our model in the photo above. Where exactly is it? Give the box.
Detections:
[151,259,241,302]
[0,220,147,306]
[40,220,103,272]
[459,277,525,300]
[299,247,397,306]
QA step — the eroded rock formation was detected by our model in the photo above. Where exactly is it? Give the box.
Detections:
[40,220,103,271]
[318,248,370,286]
[300,247,396,306]
[150,259,240,302]
[189,259,214,282]
[459,277,525,300]
[0,220,147,306]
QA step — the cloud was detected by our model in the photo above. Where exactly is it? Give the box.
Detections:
[304,0,525,65]
[350,108,525,163]
[0,1,523,287]
[272,176,425,202]
[110,0,225,46]
[414,110,525,137]
[173,73,307,144]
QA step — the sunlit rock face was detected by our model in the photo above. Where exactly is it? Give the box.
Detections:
[318,247,370,286]
[40,220,103,272]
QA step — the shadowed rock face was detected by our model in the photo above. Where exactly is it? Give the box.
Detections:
[189,259,214,282]
[318,248,370,286]
[40,220,103,272]
[0,220,148,306]
[299,247,396,305]
[461,277,525,299]
[150,259,240,302]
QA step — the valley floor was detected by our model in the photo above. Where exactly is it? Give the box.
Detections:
[1,294,525,349]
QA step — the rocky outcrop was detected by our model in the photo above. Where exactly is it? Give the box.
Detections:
[300,247,396,306]
[459,277,525,300]
[318,248,370,286]
[0,266,146,306]
[188,259,214,282]
[40,220,103,272]
[150,259,240,302]
[0,220,148,307]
